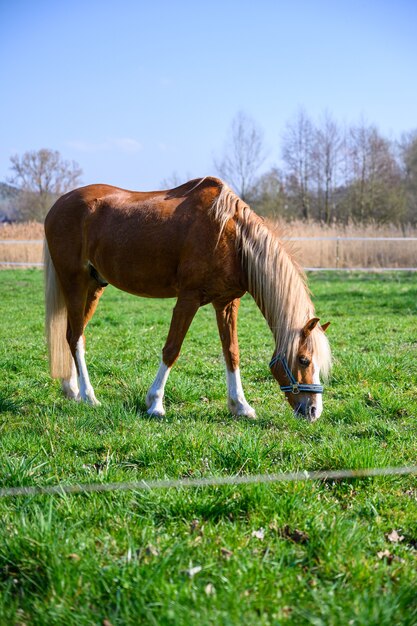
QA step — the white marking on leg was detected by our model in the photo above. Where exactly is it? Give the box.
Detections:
[62,359,80,401]
[75,337,100,406]
[146,361,171,417]
[312,357,323,419]
[226,367,256,418]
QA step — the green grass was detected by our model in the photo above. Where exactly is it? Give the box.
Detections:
[0,269,416,625]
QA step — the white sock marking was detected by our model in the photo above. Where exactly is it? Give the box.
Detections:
[146,361,171,416]
[62,359,80,400]
[75,337,100,405]
[226,367,256,418]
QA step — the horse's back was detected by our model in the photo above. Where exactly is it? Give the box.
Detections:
[44,178,242,299]
[45,178,224,232]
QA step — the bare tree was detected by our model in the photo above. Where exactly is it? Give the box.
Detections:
[344,123,404,223]
[399,130,417,224]
[312,112,344,223]
[159,171,193,189]
[250,167,288,218]
[8,149,82,220]
[281,108,315,219]
[214,111,266,201]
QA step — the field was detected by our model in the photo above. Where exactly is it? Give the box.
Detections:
[0,269,417,625]
[1,220,417,269]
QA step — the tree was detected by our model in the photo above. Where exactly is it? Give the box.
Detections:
[312,112,344,223]
[8,149,82,220]
[250,167,288,218]
[399,130,417,224]
[214,111,266,201]
[281,108,315,220]
[343,123,405,223]
[159,171,192,189]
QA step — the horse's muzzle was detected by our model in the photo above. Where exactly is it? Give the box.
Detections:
[295,401,321,423]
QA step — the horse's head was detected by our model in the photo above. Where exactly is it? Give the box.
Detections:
[270,318,331,422]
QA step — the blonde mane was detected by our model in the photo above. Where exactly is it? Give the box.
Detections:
[211,182,331,378]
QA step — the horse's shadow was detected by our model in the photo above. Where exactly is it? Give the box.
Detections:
[0,391,23,415]
[122,392,280,430]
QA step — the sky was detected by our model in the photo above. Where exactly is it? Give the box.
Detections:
[1,0,417,191]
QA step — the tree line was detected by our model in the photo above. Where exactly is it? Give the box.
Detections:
[3,109,417,225]
[216,110,417,227]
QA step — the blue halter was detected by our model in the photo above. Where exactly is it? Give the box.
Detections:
[269,353,324,395]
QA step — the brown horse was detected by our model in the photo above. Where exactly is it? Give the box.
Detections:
[44,176,331,421]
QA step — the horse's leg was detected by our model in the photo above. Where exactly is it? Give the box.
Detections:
[146,293,200,417]
[63,279,104,406]
[62,358,80,401]
[214,299,256,418]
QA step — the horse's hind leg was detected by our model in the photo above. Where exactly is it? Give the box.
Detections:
[62,359,80,401]
[214,298,256,418]
[62,278,104,406]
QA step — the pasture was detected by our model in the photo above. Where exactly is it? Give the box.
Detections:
[0,269,416,625]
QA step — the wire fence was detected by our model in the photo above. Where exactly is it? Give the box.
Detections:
[1,465,416,498]
[304,267,417,272]
[0,239,43,244]
[0,261,43,267]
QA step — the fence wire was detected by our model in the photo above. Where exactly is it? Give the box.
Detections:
[1,465,416,498]
[0,261,43,267]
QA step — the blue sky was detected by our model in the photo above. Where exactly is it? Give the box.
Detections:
[1,0,417,190]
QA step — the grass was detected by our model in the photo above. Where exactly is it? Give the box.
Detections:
[0,269,416,625]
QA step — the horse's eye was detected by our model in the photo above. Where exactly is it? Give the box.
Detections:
[299,356,310,367]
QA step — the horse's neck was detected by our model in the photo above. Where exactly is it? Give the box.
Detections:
[212,188,313,356]
[250,273,305,354]
[239,218,313,355]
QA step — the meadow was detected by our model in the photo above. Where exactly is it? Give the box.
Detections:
[0,269,416,625]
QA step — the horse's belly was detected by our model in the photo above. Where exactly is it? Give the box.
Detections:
[111,279,178,299]
[91,253,180,298]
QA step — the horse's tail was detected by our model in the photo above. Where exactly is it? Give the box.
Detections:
[44,240,72,379]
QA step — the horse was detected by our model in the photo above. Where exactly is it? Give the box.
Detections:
[44,176,331,422]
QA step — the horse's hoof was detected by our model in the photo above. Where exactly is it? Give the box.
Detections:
[146,393,166,417]
[240,409,257,420]
[229,402,257,419]
[83,395,101,406]
[147,408,165,418]
[65,391,81,402]
[62,382,80,401]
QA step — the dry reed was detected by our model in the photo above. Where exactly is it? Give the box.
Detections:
[0,222,44,239]
[271,220,417,269]
[0,222,43,267]
[1,220,417,269]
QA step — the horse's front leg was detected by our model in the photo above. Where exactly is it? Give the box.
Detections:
[214,299,256,419]
[146,294,200,417]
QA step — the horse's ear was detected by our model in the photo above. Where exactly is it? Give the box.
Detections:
[302,317,320,338]
[321,321,330,333]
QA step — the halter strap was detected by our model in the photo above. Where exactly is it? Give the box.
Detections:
[269,353,324,395]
